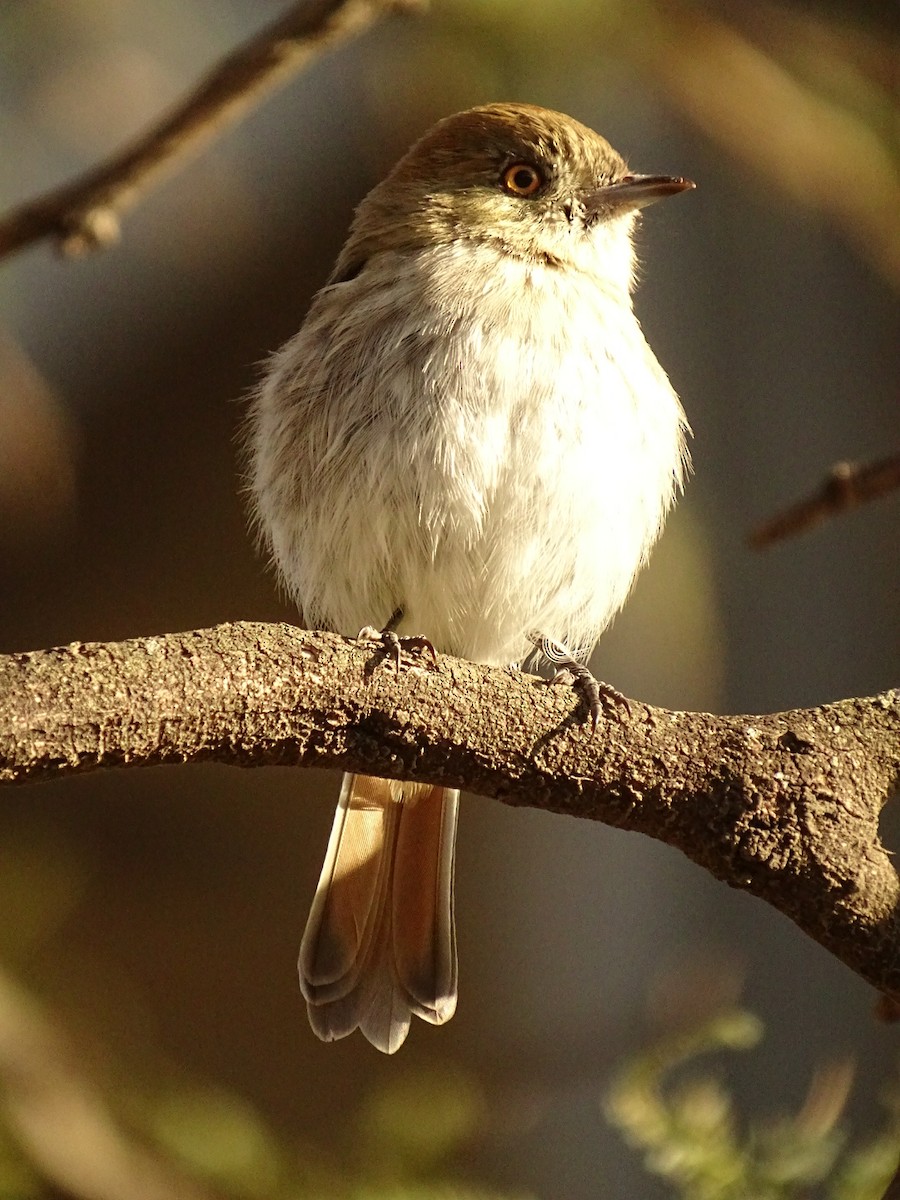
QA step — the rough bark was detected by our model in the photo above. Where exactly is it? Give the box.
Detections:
[2,621,898,1002]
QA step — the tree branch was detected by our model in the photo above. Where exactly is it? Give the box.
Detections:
[2,621,899,1004]
[749,454,900,548]
[0,0,422,260]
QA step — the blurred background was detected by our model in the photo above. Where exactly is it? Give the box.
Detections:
[0,0,898,1196]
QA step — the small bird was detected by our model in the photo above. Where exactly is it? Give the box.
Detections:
[247,103,693,1053]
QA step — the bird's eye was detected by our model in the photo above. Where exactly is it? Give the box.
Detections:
[500,162,544,197]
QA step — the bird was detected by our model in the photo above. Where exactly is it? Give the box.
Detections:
[247,102,693,1053]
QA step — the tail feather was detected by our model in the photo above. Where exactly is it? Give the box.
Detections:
[299,772,459,1053]
[392,782,458,1021]
[299,773,396,1002]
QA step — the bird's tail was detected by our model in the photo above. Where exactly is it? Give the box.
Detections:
[299,772,458,1054]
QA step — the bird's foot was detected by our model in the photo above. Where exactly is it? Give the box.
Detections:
[357,623,437,674]
[536,636,631,729]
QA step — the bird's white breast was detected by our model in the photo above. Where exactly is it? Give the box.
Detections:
[250,240,687,665]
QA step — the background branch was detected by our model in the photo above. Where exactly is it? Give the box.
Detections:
[2,621,899,1005]
[750,453,900,548]
[0,0,421,260]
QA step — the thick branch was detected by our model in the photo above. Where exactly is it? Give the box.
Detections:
[1,622,899,1003]
[750,454,900,548]
[0,0,421,259]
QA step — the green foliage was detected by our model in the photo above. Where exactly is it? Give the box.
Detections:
[358,1066,485,1173]
[138,1065,529,1200]
[0,1123,41,1200]
[146,1085,291,1197]
[606,1011,900,1200]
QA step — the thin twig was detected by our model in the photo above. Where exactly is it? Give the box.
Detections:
[750,454,900,548]
[2,621,899,1005]
[0,0,423,260]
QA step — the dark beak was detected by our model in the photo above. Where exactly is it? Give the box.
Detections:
[586,174,695,217]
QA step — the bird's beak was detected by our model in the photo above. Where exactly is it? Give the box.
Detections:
[585,174,695,217]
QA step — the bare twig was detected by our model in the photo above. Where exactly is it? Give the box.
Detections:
[2,621,899,1005]
[750,454,900,548]
[0,0,422,260]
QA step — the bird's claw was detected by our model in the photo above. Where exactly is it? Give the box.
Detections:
[357,625,437,674]
[538,636,631,729]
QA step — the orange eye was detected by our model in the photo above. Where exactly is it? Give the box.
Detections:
[500,162,544,197]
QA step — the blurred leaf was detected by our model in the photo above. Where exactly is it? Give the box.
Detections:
[829,1078,900,1200]
[606,1010,900,1199]
[0,1122,41,1199]
[147,1085,285,1196]
[359,1065,485,1174]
